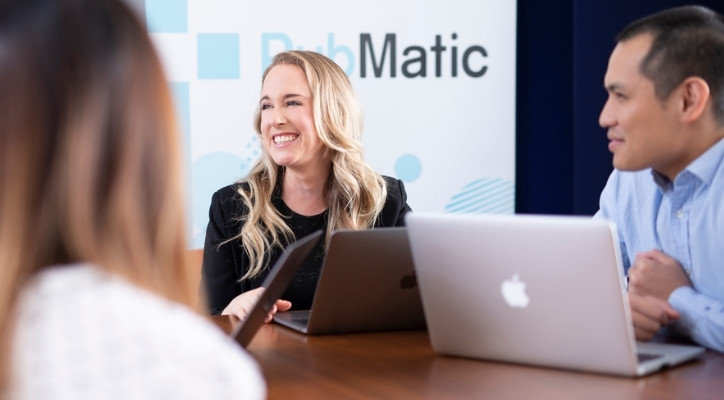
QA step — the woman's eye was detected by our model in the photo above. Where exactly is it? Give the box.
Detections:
[286,100,302,107]
[260,103,271,111]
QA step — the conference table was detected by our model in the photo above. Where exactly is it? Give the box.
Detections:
[209,315,724,399]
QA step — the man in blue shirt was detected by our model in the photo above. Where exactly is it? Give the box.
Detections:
[595,5,724,352]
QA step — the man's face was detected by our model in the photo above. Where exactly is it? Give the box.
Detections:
[599,33,687,180]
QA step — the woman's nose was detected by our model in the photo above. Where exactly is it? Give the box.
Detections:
[270,107,286,126]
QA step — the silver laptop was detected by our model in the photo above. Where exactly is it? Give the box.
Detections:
[230,230,322,347]
[273,227,426,335]
[405,212,705,377]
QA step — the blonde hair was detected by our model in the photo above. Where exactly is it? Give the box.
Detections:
[233,50,387,279]
[0,0,194,391]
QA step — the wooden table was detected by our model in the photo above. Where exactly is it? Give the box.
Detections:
[210,316,724,399]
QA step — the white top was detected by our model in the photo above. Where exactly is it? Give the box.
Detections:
[10,263,265,400]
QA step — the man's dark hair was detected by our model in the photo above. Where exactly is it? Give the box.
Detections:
[617,6,724,124]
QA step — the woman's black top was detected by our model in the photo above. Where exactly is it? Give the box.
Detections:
[201,176,411,314]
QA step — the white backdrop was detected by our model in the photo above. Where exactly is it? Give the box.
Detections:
[145,0,517,248]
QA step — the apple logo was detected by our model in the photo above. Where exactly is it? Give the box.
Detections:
[400,272,418,289]
[501,273,530,308]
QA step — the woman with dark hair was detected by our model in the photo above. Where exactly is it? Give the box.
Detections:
[0,0,264,397]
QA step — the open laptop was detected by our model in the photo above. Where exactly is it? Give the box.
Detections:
[273,227,426,335]
[405,212,705,377]
[230,230,322,347]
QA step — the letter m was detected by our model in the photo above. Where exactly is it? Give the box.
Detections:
[360,33,396,78]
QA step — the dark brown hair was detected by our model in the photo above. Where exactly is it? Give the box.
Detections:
[0,0,193,391]
[617,5,724,124]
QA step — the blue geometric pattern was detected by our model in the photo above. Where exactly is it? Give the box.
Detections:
[145,0,187,33]
[197,33,240,79]
[444,178,515,214]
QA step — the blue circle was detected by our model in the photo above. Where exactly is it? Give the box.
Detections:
[394,154,422,183]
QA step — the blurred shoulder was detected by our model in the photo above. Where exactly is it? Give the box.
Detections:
[13,264,265,399]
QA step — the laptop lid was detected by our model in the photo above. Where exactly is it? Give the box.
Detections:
[273,227,426,335]
[405,212,704,377]
[230,230,322,347]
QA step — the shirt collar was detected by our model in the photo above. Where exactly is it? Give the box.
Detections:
[685,137,724,185]
[651,137,724,190]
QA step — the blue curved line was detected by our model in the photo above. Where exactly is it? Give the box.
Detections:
[448,181,512,207]
[445,184,514,212]
[450,179,506,201]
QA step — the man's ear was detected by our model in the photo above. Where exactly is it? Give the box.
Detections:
[677,77,710,123]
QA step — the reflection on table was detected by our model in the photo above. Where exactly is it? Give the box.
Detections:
[208,315,724,400]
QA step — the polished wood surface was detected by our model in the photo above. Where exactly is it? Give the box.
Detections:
[209,315,724,400]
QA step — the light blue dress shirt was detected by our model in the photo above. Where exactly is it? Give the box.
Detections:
[594,137,724,352]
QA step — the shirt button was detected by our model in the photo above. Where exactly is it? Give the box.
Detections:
[676,209,684,219]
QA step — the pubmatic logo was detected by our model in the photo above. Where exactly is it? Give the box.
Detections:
[261,33,489,79]
[501,274,530,308]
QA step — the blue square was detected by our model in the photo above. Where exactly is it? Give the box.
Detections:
[197,33,240,80]
[145,0,188,33]
[170,82,190,141]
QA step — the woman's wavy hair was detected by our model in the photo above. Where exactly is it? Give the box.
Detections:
[232,50,387,280]
[0,0,194,391]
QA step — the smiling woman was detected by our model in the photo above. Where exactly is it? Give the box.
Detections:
[201,50,413,321]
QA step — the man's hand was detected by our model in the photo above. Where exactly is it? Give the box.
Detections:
[627,292,681,341]
[625,250,690,341]
[627,249,692,300]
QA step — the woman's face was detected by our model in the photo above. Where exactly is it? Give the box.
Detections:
[258,64,329,172]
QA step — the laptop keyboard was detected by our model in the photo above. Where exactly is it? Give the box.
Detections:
[637,352,664,363]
